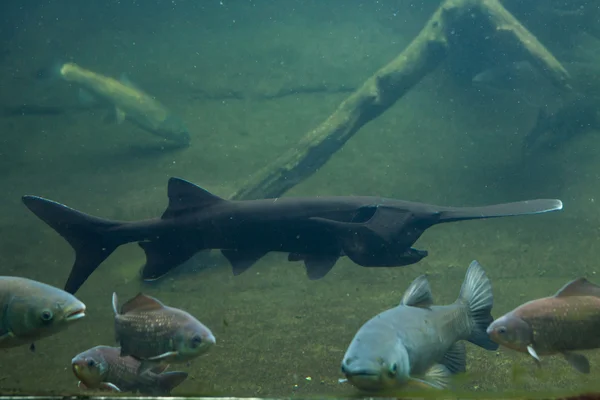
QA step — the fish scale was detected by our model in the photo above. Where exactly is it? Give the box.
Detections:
[519,297,600,354]
[102,347,169,390]
[112,292,215,369]
[116,311,181,358]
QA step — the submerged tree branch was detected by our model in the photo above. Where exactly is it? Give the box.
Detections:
[230,0,571,201]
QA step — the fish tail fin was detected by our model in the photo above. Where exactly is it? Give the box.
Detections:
[439,199,562,223]
[457,260,498,350]
[156,371,188,394]
[22,195,124,294]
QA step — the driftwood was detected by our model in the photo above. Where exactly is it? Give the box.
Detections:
[230,0,571,201]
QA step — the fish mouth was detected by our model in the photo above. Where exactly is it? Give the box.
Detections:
[345,371,384,392]
[346,371,379,378]
[65,305,86,321]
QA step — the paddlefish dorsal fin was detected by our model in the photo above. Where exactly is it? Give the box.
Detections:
[554,277,600,298]
[400,275,433,308]
[162,178,225,219]
[121,293,165,314]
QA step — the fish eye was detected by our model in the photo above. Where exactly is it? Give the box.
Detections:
[190,335,202,348]
[40,310,53,322]
[497,326,507,335]
[87,359,96,367]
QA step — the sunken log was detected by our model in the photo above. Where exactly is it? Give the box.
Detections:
[230,0,571,201]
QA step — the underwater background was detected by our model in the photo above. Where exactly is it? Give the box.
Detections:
[1,0,600,396]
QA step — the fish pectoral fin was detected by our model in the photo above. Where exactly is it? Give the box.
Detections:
[77,380,88,390]
[149,364,170,374]
[77,88,97,105]
[147,351,179,361]
[114,107,126,124]
[137,359,167,375]
[100,382,121,392]
[400,275,433,308]
[157,371,189,393]
[221,249,266,276]
[563,352,590,374]
[412,364,452,389]
[304,255,338,280]
[527,345,542,367]
[441,342,466,374]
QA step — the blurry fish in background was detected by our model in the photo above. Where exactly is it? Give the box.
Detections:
[341,260,497,392]
[523,96,600,153]
[47,62,191,146]
[72,345,188,394]
[488,277,600,374]
[472,60,600,153]
[471,61,564,109]
[0,276,85,351]
[112,292,215,373]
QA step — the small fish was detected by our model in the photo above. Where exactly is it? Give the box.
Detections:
[487,277,600,374]
[57,62,190,146]
[341,260,497,392]
[0,276,85,349]
[72,345,188,394]
[112,292,215,373]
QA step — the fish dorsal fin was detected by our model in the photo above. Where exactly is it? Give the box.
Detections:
[554,277,600,298]
[121,293,165,314]
[162,178,225,219]
[400,275,433,308]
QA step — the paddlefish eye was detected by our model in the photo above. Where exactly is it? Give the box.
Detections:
[388,363,398,378]
[190,335,203,348]
[40,310,53,323]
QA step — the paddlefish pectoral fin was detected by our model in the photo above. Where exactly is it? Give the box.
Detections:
[221,249,267,276]
[563,351,590,374]
[287,253,339,280]
[21,195,124,294]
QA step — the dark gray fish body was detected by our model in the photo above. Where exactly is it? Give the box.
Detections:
[112,292,215,372]
[0,276,85,349]
[72,345,187,394]
[21,177,563,294]
[342,261,497,392]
